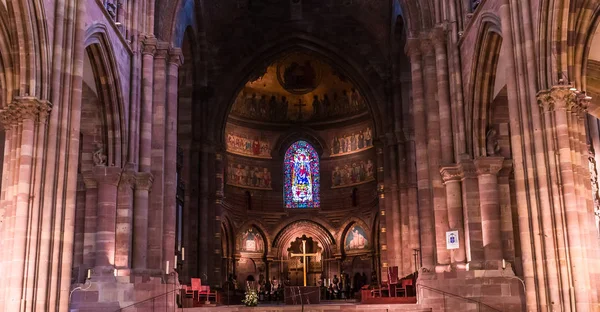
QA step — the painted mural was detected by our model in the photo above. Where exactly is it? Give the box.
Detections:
[229,52,367,123]
[331,159,375,188]
[227,162,273,190]
[238,228,265,253]
[226,132,272,159]
[345,225,369,251]
[330,126,373,157]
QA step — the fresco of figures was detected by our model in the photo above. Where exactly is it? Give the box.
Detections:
[230,89,367,122]
[331,159,375,188]
[226,132,272,158]
[227,162,273,190]
[330,126,373,157]
[345,225,369,251]
[238,228,265,253]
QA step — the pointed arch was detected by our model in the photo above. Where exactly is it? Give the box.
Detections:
[284,140,320,208]
[468,16,503,157]
[83,25,128,166]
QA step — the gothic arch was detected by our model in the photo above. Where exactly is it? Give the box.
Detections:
[271,220,336,257]
[538,0,600,89]
[215,34,387,145]
[1,0,50,100]
[83,25,128,166]
[235,221,269,257]
[337,217,371,255]
[236,219,272,252]
[468,16,503,157]
[273,130,326,160]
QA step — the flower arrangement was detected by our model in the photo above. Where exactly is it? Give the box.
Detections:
[242,281,259,307]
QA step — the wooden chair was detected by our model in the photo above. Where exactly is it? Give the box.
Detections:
[185,278,202,301]
[198,285,218,303]
[371,281,388,297]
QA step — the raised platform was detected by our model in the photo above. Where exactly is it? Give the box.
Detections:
[183,302,431,312]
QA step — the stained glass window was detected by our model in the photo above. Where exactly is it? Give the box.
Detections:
[284,141,320,208]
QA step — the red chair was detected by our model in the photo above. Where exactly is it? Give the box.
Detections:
[198,285,218,303]
[186,278,201,301]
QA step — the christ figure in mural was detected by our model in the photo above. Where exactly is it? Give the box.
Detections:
[292,151,313,203]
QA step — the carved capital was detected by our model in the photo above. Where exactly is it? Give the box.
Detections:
[82,175,98,189]
[457,160,477,179]
[474,156,505,176]
[549,85,576,111]
[536,89,553,113]
[141,36,158,56]
[135,172,154,191]
[91,166,122,186]
[440,165,462,183]
[119,169,137,190]
[154,42,170,59]
[0,97,52,128]
[168,48,184,67]
[405,38,422,59]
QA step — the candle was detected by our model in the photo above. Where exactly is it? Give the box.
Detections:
[87,269,91,279]
[502,259,506,270]
[166,261,170,274]
[182,247,185,261]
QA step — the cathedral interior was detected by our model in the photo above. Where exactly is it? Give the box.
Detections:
[1,0,600,311]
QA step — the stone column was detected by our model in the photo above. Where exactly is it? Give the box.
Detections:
[421,36,450,269]
[83,177,99,267]
[132,172,153,269]
[6,100,38,307]
[93,166,122,270]
[73,177,87,270]
[139,36,156,172]
[405,39,435,270]
[474,157,504,266]
[458,159,484,268]
[115,168,135,270]
[163,48,183,273]
[440,165,466,266]
[149,42,169,271]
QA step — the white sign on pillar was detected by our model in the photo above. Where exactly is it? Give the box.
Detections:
[446,230,459,250]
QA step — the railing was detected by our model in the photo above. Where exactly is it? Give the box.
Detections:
[116,288,180,312]
[417,284,502,312]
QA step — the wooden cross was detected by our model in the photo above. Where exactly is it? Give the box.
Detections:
[294,99,306,120]
[290,240,317,286]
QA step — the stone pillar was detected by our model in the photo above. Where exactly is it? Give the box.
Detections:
[458,159,484,268]
[73,177,87,270]
[432,27,454,165]
[440,165,466,266]
[149,42,169,271]
[163,48,183,274]
[132,172,153,269]
[421,36,450,268]
[115,168,135,270]
[139,36,156,172]
[93,166,122,269]
[6,101,38,307]
[83,177,99,267]
[474,157,504,266]
[405,38,435,271]
[214,151,225,286]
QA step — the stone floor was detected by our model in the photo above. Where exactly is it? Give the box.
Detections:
[183,302,431,312]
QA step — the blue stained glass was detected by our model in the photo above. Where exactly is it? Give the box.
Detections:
[284,141,320,208]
